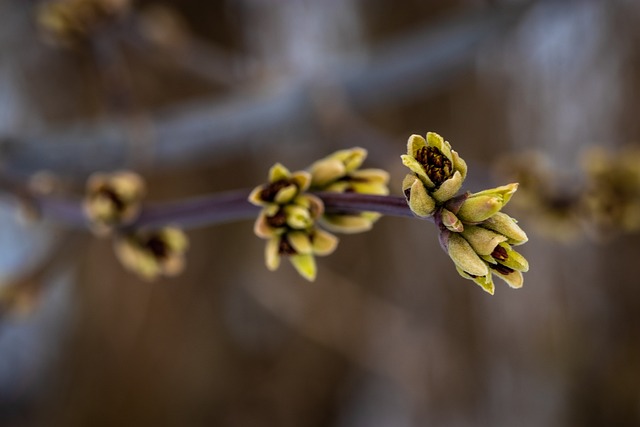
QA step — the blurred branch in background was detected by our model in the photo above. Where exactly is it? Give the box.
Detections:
[0,1,532,177]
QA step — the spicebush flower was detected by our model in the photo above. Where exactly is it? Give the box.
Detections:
[83,171,146,235]
[400,132,529,294]
[114,227,189,281]
[454,183,518,223]
[309,147,389,233]
[250,163,339,281]
[264,229,338,281]
[439,185,529,294]
[401,132,467,213]
[249,163,312,207]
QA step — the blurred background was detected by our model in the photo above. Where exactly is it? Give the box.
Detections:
[1,0,640,425]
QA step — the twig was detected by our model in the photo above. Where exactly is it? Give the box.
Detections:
[5,188,419,231]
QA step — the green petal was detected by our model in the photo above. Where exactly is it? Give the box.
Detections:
[408,180,436,218]
[265,237,281,271]
[162,227,189,252]
[402,174,417,193]
[321,214,374,234]
[470,183,519,207]
[341,147,367,172]
[285,205,313,229]
[254,214,275,238]
[451,149,467,181]
[455,267,495,295]
[461,226,507,256]
[447,233,489,277]
[401,155,434,188]
[269,163,291,182]
[350,181,390,195]
[290,171,312,192]
[325,181,351,193]
[350,168,390,184]
[288,231,313,254]
[290,254,317,281]
[426,132,453,163]
[274,184,298,204]
[432,171,463,202]
[248,185,268,206]
[441,208,464,233]
[498,244,529,272]
[457,195,503,223]
[311,229,339,256]
[294,194,324,219]
[407,134,427,158]
[493,269,524,289]
[310,158,345,187]
[480,212,528,245]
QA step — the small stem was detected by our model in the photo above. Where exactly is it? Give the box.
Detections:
[4,187,423,231]
[314,192,419,219]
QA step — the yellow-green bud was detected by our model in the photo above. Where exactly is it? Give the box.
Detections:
[480,212,528,245]
[461,226,507,256]
[456,266,495,295]
[440,208,463,233]
[401,132,467,203]
[456,183,519,223]
[447,233,489,277]
[402,174,436,218]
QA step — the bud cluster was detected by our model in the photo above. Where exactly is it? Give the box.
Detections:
[401,133,529,294]
[249,163,338,281]
[249,148,390,281]
[308,147,390,233]
[83,171,189,280]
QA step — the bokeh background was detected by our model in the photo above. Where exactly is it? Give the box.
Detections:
[2,0,640,426]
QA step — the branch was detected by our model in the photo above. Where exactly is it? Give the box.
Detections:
[10,189,419,231]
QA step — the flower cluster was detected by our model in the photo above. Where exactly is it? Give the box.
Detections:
[37,0,131,46]
[83,171,146,235]
[402,133,529,294]
[249,148,389,281]
[308,147,389,233]
[83,171,189,280]
[114,227,189,281]
[249,163,338,281]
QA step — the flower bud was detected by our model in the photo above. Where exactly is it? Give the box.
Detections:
[440,208,463,233]
[446,233,489,277]
[84,171,146,235]
[114,227,189,281]
[309,148,389,234]
[480,212,528,245]
[309,147,367,187]
[456,183,519,223]
[401,132,467,203]
[249,163,311,207]
[402,174,436,218]
[461,226,507,256]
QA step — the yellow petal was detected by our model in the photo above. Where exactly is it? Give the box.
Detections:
[289,254,317,281]
[265,237,281,271]
[311,229,339,256]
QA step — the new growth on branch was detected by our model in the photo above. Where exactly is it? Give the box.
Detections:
[77,132,529,294]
